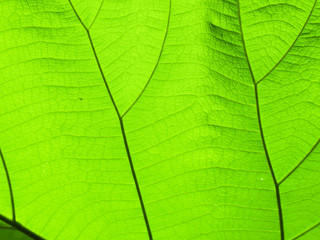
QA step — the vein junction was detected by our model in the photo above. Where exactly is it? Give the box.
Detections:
[68,1,153,239]
[238,1,319,239]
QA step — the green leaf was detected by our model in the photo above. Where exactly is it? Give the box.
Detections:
[0,0,319,239]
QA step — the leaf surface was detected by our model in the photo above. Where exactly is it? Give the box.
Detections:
[0,0,319,239]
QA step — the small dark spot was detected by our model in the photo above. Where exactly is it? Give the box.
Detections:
[79,98,83,101]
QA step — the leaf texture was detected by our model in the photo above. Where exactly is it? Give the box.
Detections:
[0,0,319,239]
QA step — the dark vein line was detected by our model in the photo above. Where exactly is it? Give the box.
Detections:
[0,214,44,240]
[86,32,121,117]
[254,84,284,240]
[292,222,320,239]
[88,0,104,30]
[88,29,153,240]
[68,0,87,30]
[237,1,284,239]
[68,1,153,239]
[0,147,15,221]
[122,0,172,118]
[68,0,121,117]
[279,139,320,185]
[256,0,318,85]
[119,118,153,240]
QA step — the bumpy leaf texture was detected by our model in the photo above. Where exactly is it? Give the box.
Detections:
[0,0,319,239]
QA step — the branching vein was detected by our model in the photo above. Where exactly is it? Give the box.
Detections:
[279,139,320,185]
[292,222,320,239]
[237,1,284,239]
[68,1,153,239]
[122,0,172,118]
[88,0,104,30]
[256,0,318,85]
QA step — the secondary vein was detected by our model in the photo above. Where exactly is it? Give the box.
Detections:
[292,222,320,239]
[88,0,104,30]
[279,138,320,185]
[68,1,153,239]
[0,147,15,222]
[237,1,284,239]
[256,0,318,85]
[122,0,172,118]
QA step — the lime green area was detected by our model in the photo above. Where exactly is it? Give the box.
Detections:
[0,0,319,239]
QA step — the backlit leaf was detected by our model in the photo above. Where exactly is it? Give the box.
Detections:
[0,0,319,239]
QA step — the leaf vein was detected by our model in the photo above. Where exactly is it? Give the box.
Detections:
[68,1,153,239]
[122,0,172,118]
[256,0,318,85]
[237,1,284,239]
[292,222,320,239]
[279,138,320,185]
[88,0,104,30]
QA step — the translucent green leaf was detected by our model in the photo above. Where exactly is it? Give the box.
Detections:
[0,0,319,239]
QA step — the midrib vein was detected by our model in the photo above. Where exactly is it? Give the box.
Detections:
[237,2,320,239]
[253,84,284,240]
[237,1,284,239]
[68,1,153,239]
